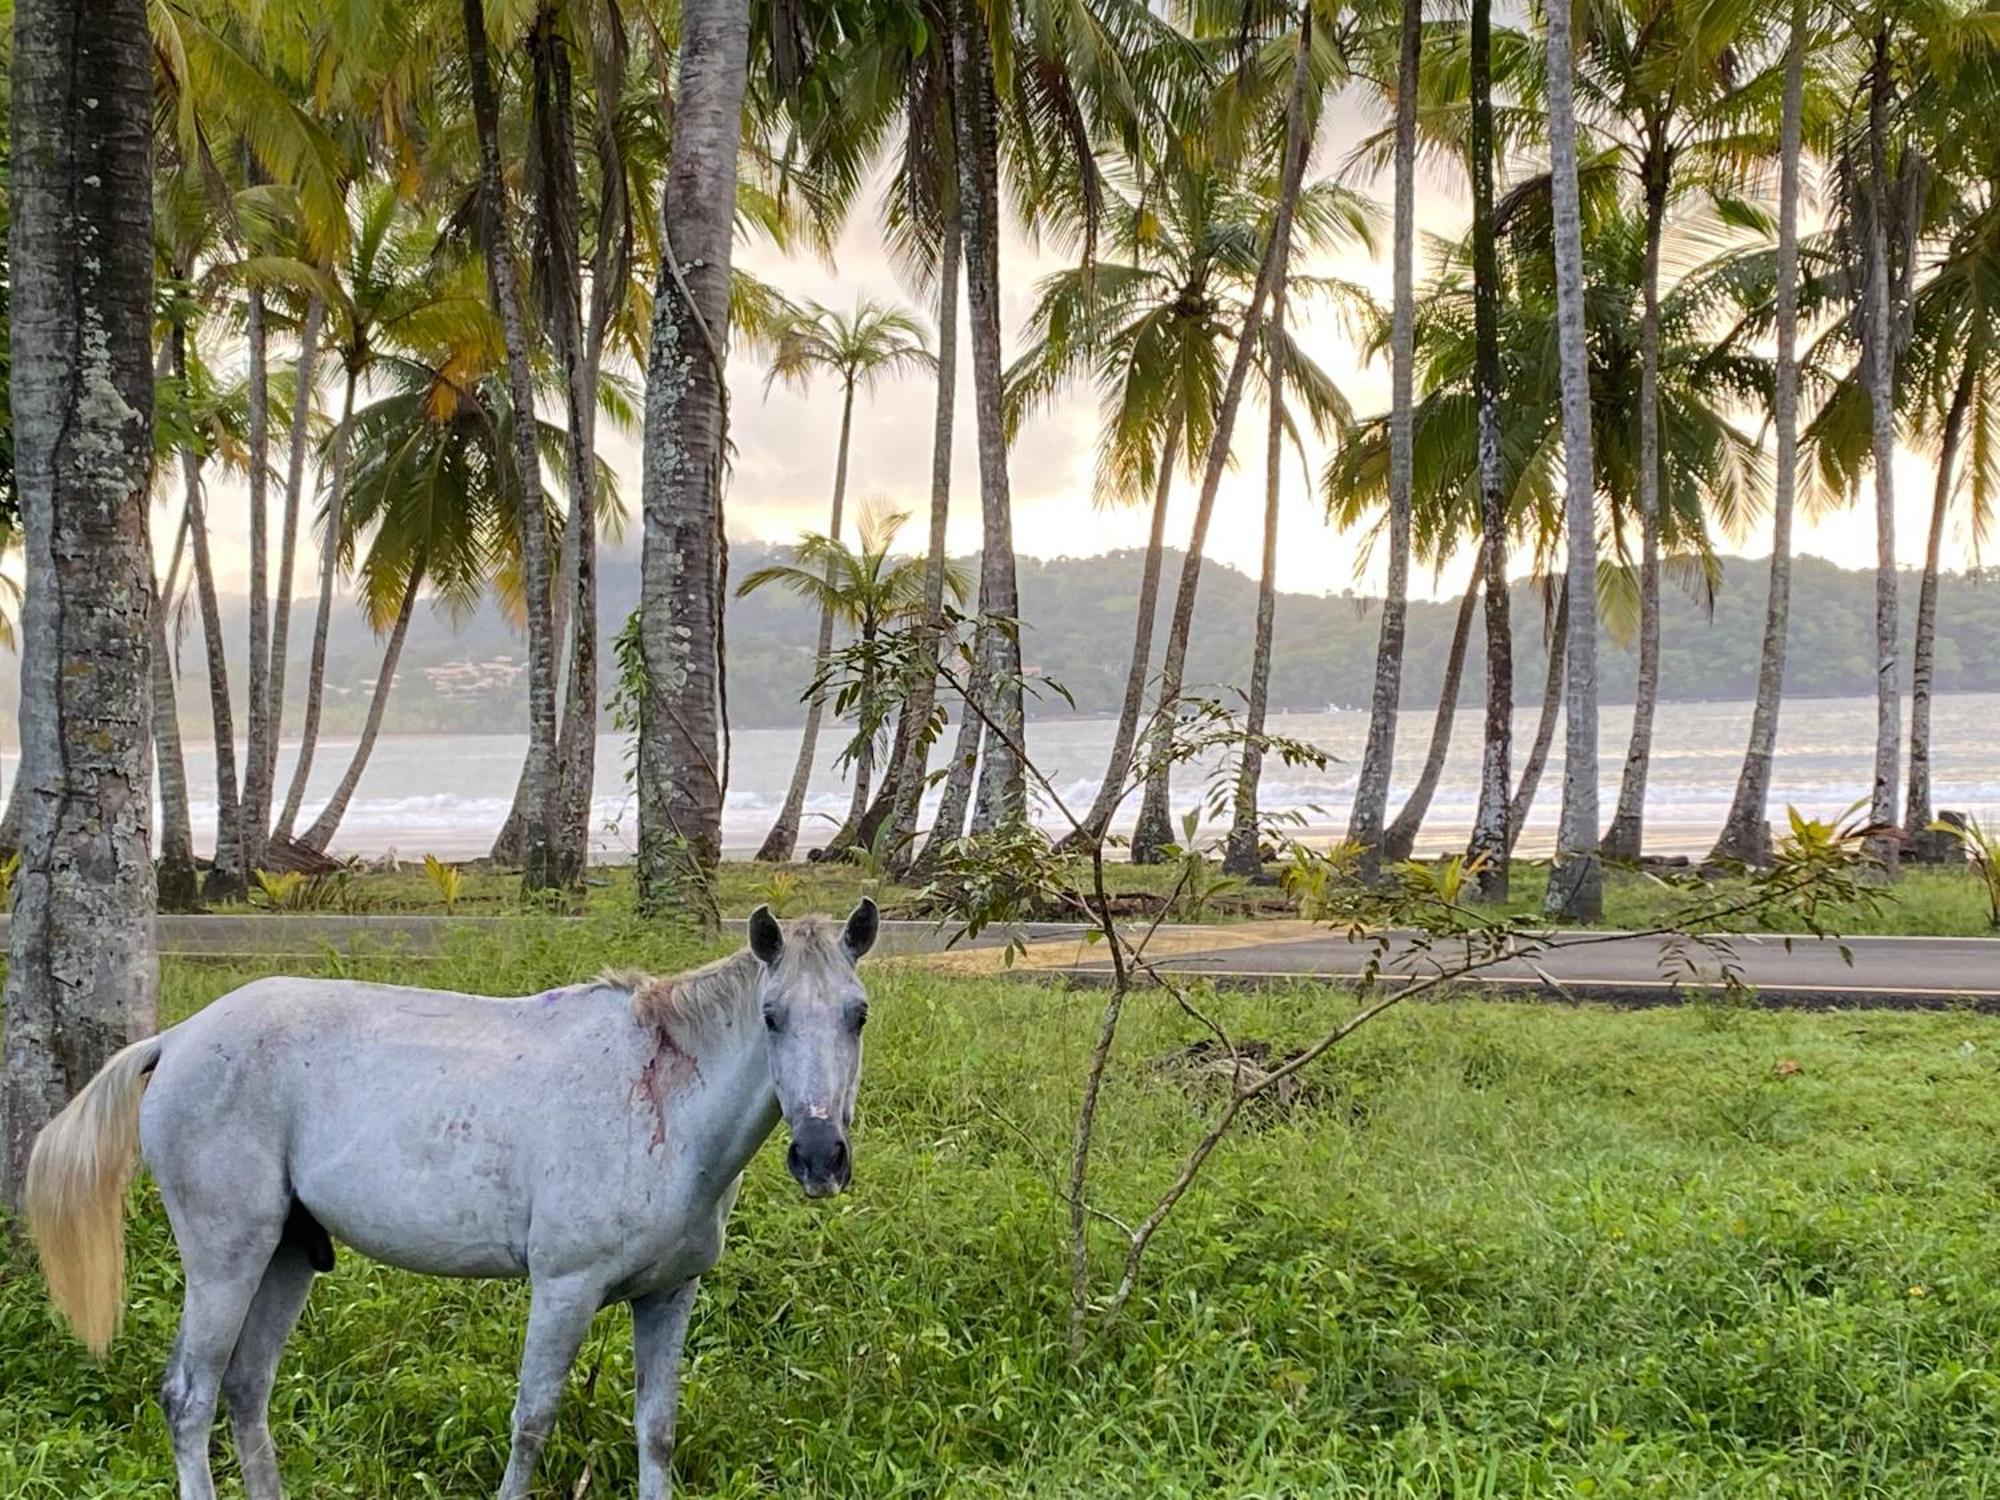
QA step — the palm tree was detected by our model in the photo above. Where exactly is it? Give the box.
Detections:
[1582,0,1766,862]
[2,0,158,1203]
[273,188,496,847]
[1712,0,1810,867]
[741,506,968,843]
[1130,0,1323,864]
[295,358,578,852]
[1464,0,1517,898]
[754,300,934,860]
[463,0,563,891]
[1003,144,1360,855]
[637,0,753,923]
[1543,0,1606,920]
[1346,0,1425,878]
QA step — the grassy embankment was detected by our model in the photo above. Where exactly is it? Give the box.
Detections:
[6,916,2000,1495]
[203,856,2000,938]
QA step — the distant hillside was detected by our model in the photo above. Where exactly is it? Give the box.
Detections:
[4,548,1994,736]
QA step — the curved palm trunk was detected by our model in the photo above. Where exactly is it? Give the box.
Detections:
[1711,0,1806,868]
[839,621,880,841]
[1542,0,1604,921]
[1057,426,1179,853]
[1,0,158,1200]
[757,383,856,862]
[465,0,562,892]
[1131,0,1313,864]
[1906,355,1975,846]
[260,293,325,829]
[635,0,750,924]
[273,367,358,843]
[1602,162,1668,862]
[299,570,424,853]
[1507,581,1568,856]
[886,206,963,873]
[954,0,1025,831]
[242,289,272,872]
[152,507,198,910]
[1382,565,1480,862]
[1465,0,1513,900]
[911,648,987,876]
[1223,331,1287,877]
[1347,0,1423,878]
[1863,23,1902,869]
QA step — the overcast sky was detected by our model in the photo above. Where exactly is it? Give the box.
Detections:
[180,101,1959,610]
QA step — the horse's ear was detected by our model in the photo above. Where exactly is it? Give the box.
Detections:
[843,898,879,963]
[748,906,785,966]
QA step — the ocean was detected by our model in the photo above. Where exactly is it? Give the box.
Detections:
[3,691,1988,862]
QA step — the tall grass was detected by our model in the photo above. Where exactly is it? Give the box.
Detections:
[6,918,2000,1495]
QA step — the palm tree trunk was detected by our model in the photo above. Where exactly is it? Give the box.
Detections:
[299,570,424,853]
[636,0,750,924]
[954,0,1026,831]
[911,646,987,876]
[1711,0,1806,868]
[886,202,963,872]
[1383,564,1480,862]
[260,292,324,827]
[1466,0,1513,900]
[1058,426,1179,853]
[1346,0,1423,878]
[1602,158,1668,862]
[538,17,597,886]
[465,0,563,891]
[1131,0,1313,864]
[841,620,880,838]
[152,505,198,910]
[273,365,358,842]
[1507,581,1568,856]
[3,0,158,1200]
[1542,0,1604,921]
[758,382,856,861]
[1223,329,1288,876]
[1906,354,1974,846]
[242,287,273,872]
[1863,22,1902,869]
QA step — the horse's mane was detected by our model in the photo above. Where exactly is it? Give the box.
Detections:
[601,915,848,1029]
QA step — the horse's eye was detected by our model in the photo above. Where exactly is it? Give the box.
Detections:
[763,1010,780,1032]
[851,1003,869,1031]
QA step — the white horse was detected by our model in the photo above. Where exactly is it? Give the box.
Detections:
[25,901,878,1500]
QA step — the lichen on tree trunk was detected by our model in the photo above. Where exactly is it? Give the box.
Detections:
[3,0,160,1203]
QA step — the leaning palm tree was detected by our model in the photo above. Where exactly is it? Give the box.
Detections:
[741,505,969,848]
[1002,142,1361,855]
[753,299,934,861]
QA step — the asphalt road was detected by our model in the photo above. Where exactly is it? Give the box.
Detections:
[1,915,1993,1008]
[1060,928,2000,1010]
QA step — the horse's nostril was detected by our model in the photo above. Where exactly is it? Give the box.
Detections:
[786,1141,807,1178]
[829,1139,849,1174]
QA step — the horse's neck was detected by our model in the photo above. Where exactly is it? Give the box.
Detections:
[676,1011,782,1189]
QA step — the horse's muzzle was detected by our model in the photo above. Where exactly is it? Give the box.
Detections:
[786,1120,851,1198]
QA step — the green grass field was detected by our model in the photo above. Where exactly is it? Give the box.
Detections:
[7,918,2000,1496]
[173,853,2000,939]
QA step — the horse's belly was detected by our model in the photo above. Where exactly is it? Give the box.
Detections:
[289,1109,536,1279]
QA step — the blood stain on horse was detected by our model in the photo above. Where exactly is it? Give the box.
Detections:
[633,1023,700,1152]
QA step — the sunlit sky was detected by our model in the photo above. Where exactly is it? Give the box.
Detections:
[183,100,1958,607]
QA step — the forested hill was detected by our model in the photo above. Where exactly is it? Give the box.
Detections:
[18,548,1995,737]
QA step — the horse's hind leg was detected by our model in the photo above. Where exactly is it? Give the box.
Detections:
[223,1233,320,1500]
[156,1176,289,1500]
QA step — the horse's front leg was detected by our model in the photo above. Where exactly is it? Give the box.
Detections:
[497,1274,602,1500]
[632,1278,700,1500]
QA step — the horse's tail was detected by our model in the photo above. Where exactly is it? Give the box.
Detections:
[23,1034,164,1357]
